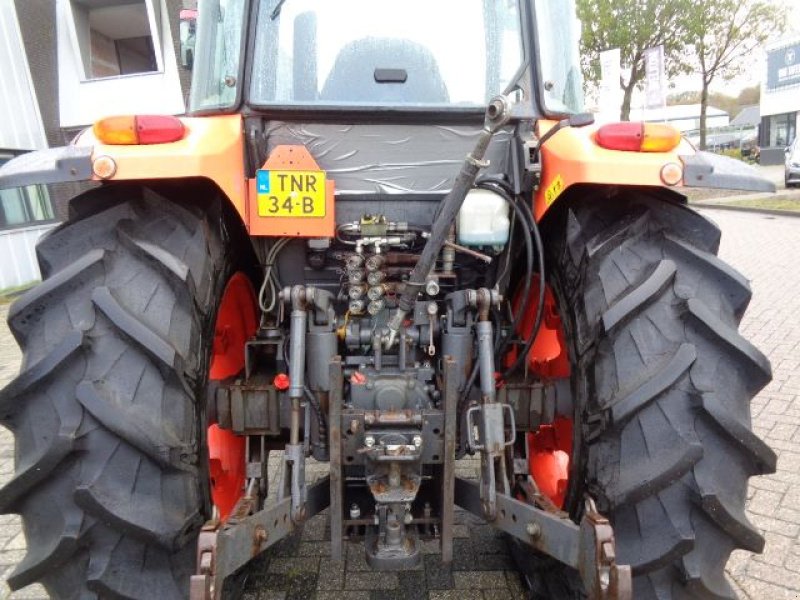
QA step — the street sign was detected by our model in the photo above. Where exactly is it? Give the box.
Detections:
[767,43,800,91]
[599,48,621,120]
[644,45,665,110]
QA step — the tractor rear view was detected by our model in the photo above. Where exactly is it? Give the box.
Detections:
[0,1,777,599]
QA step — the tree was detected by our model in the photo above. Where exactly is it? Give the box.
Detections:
[577,0,693,120]
[737,85,761,107]
[687,0,785,149]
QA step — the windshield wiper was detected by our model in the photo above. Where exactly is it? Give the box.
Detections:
[270,0,287,20]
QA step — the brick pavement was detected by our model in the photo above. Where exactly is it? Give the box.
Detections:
[701,209,800,600]
[1,208,799,599]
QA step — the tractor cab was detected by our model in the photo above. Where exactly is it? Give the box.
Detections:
[190,0,583,117]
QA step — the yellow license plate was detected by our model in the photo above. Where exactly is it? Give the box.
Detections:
[256,170,326,217]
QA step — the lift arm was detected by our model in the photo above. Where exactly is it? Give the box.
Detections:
[454,478,632,600]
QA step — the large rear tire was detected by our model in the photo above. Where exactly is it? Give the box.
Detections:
[0,187,251,599]
[517,192,776,599]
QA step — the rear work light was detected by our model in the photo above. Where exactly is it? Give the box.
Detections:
[595,122,681,153]
[93,115,186,145]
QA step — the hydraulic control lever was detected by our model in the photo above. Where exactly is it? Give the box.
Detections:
[386,95,513,347]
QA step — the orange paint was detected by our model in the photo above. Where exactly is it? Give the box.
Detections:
[533,120,689,221]
[509,276,573,509]
[246,145,336,238]
[207,273,258,521]
[528,418,573,508]
[507,276,570,380]
[78,114,248,219]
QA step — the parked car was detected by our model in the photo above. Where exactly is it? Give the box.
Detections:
[787,138,800,188]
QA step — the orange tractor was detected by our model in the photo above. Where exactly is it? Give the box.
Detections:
[0,1,776,599]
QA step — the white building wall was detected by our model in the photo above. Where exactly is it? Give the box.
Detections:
[0,223,57,289]
[759,35,800,162]
[761,36,800,120]
[56,0,185,128]
[761,85,799,119]
[0,0,48,151]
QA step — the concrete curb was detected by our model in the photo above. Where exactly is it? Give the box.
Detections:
[693,202,800,219]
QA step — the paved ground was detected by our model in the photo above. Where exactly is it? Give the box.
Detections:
[0,208,799,599]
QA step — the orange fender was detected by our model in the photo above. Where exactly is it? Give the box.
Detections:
[533,120,690,221]
[78,114,248,220]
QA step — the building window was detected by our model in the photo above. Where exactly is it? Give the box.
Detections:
[764,112,798,148]
[0,158,55,229]
[0,186,55,229]
[67,0,163,80]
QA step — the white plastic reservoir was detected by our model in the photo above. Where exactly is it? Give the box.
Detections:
[457,188,511,247]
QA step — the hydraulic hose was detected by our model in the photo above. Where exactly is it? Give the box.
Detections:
[386,95,513,347]
[500,187,546,380]
[458,184,546,415]
[476,182,533,358]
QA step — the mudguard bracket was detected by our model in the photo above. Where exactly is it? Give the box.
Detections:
[681,151,776,193]
[0,146,93,190]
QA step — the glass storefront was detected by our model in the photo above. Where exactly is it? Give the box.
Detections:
[761,112,798,149]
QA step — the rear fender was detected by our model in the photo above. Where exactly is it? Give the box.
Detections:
[534,121,775,221]
[65,178,260,283]
[0,114,249,223]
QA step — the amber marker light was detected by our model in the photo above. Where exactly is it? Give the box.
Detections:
[93,115,186,145]
[92,155,118,180]
[596,122,682,153]
[660,162,683,186]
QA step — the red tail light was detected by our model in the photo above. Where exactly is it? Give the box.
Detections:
[595,122,681,153]
[93,115,186,145]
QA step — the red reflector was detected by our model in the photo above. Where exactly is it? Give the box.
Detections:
[93,115,186,145]
[596,122,681,153]
[596,122,644,151]
[273,373,290,391]
[135,115,186,144]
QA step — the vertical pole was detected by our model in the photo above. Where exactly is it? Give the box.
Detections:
[329,356,344,561]
[441,356,458,563]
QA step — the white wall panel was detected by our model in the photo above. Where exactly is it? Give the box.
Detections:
[57,0,185,128]
[0,0,48,152]
[0,223,57,289]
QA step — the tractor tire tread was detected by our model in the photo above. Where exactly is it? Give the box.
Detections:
[0,189,231,599]
[601,258,677,334]
[525,192,773,600]
[7,250,105,343]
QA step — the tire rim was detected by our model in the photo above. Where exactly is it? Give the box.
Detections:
[207,272,258,521]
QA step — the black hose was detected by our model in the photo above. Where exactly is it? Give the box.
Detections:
[304,385,328,437]
[475,182,534,357]
[457,183,541,414]
[500,187,546,380]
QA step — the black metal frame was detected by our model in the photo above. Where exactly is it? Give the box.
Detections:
[329,356,345,561]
